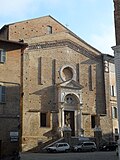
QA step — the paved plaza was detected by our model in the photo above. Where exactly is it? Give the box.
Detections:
[20,151,118,160]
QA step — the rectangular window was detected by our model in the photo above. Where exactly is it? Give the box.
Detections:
[114,85,117,96]
[40,113,46,127]
[40,112,50,127]
[91,115,96,128]
[47,26,52,34]
[0,49,6,63]
[0,86,6,103]
[115,128,118,134]
[112,107,118,118]
[110,85,116,97]
[88,65,93,91]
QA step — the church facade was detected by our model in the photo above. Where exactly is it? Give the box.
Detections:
[0,16,117,151]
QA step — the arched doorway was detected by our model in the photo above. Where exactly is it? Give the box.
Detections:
[62,93,81,136]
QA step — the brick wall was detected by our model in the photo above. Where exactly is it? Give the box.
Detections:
[3,16,113,151]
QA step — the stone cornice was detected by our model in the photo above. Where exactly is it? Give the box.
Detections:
[28,39,101,61]
[112,45,120,52]
[114,0,120,14]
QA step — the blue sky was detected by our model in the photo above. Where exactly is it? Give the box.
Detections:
[0,0,115,55]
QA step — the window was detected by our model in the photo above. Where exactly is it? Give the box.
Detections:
[115,128,118,134]
[47,26,52,34]
[65,95,74,104]
[40,113,46,127]
[60,65,76,81]
[88,65,92,91]
[104,61,109,72]
[0,86,6,103]
[40,112,50,127]
[0,49,6,63]
[112,107,118,118]
[58,144,64,147]
[91,115,96,128]
[110,85,116,97]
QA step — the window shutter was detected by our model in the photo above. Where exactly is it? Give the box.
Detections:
[47,26,52,34]
[2,86,6,102]
[114,85,117,97]
[0,86,2,102]
[0,86,6,103]
[112,107,114,118]
[0,50,6,63]
[110,85,113,96]
[110,85,115,96]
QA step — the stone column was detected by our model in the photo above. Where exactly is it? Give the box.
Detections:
[75,106,83,137]
[59,105,64,137]
[112,45,120,158]
[94,125,102,150]
[79,105,83,137]
[77,109,81,136]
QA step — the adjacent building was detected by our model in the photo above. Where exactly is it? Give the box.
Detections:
[0,39,27,157]
[103,54,118,142]
[112,0,120,158]
[0,16,118,152]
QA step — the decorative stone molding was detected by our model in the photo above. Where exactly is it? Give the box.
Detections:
[59,64,76,81]
[28,39,101,61]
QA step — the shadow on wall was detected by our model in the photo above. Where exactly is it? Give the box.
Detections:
[32,85,60,138]
[33,85,57,112]
[0,85,20,158]
[96,63,106,115]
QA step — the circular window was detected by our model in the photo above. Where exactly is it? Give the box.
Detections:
[60,65,76,81]
[62,67,73,81]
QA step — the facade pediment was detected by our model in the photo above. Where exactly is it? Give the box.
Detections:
[58,80,83,90]
[57,80,83,104]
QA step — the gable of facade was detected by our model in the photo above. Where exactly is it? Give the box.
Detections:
[0,15,68,41]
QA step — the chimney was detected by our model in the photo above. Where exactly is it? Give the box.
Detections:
[113,0,120,45]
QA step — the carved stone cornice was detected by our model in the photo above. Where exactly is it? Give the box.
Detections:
[113,0,120,45]
[28,39,101,61]
[114,0,120,14]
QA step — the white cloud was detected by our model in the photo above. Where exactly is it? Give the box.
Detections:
[89,24,115,55]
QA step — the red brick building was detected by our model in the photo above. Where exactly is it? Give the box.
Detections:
[0,39,27,157]
[0,16,117,152]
